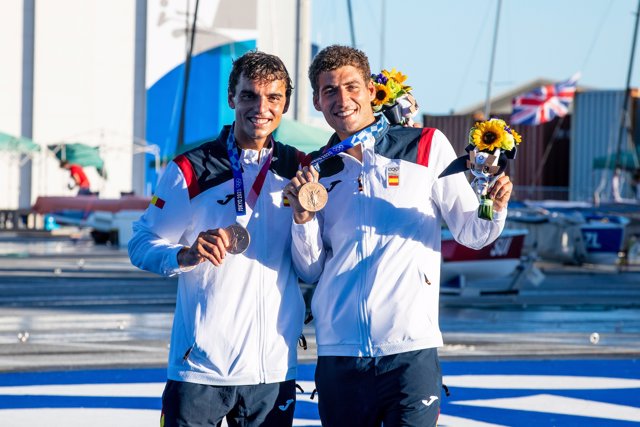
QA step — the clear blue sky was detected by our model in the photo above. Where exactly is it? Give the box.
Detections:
[311,0,640,115]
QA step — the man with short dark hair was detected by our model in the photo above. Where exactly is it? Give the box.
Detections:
[285,45,513,427]
[129,51,307,427]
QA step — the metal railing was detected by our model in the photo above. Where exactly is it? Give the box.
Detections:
[0,209,41,230]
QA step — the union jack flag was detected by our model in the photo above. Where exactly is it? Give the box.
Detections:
[510,73,580,125]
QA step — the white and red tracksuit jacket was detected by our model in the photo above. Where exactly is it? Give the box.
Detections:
[291,124,506,358]
[129,126,307,386]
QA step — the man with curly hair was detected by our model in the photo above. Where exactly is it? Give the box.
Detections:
[285,45,513,426]
[129,51,308,427]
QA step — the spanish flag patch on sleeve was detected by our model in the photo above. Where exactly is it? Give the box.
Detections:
[150,195,166,209]
[283,196,290,207]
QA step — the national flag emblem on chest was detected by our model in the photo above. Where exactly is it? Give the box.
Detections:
[150,195,166,209]
[386,164,400,187]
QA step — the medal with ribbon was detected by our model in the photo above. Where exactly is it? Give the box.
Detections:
[297,117,389,212]
[224,123,274,253]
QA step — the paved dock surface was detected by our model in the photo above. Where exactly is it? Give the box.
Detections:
[0,234,638,425]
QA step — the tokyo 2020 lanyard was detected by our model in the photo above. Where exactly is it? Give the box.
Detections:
[226,123,274,216]
[310,116,389,171]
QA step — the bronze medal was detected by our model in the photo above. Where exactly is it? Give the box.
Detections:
[298,182,328,212]
[224,224,251,255]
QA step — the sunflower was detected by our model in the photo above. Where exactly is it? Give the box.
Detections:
[470,119,513,152]
[372,83,392,108]
[383,68,408,85]
[466,118,522,220]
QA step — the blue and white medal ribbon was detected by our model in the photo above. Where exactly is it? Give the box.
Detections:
[226,124,246,216]
[310,116,389,171]
[224,123,273,254]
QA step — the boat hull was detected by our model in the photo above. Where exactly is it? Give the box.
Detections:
[581,222,625,264]
[506,203,628,265]
[441,230,527,283]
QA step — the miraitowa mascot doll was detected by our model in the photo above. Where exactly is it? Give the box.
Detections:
[439,118,522,220]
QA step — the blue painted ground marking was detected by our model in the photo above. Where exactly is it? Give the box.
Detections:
[0,359,638,426]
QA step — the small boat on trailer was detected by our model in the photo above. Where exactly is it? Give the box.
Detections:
[440,228,533,295]
[506,201,630,266]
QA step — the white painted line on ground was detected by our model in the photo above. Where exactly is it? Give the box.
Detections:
[295,380,315,392]
[0,382,165,397]
[293,420,322,426]
[452,393,640,422]
[438,414,508,427]
[444,375,640,389]
[0,408,159,427]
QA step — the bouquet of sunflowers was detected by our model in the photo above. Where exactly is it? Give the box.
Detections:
[371,68,418,126]
[468,119,521,153]
[439,118,522,220]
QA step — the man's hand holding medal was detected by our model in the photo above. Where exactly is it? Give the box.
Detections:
[178,224,251,268]
[284,166,324,224]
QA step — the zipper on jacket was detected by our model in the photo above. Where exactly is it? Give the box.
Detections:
[259,265,267,383]
[358,169,374,356]
[257,182,267,383]
[355,171,367,355]
[362,162,374,355]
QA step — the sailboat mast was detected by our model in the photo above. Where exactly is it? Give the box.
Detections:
[380,0,386,69]
[347,0,356,47]
[132,0,147,196]
[19,0,35,209]
[614,0,640,170]
[295,0,311,122]
[483,0,502,119]
[177,0,200,151]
